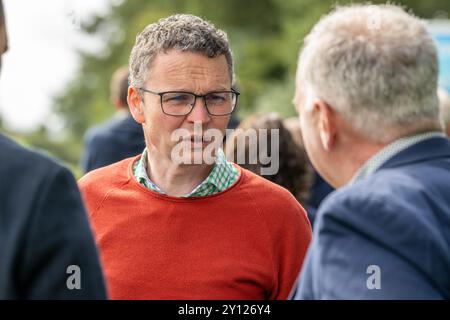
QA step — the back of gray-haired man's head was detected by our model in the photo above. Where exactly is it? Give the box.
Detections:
[297,4,440,143]
[129,14,234,89]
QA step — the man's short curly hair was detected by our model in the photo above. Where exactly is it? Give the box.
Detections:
[129,14,234,89]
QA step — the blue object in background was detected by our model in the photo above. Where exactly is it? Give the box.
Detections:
[428,21,450,93]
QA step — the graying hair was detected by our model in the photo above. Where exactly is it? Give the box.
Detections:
[129,14,234,89]
[297,4,440,142]
[438,89,450,131]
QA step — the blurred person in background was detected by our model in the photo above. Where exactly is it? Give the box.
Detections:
[225,112,314,223]
[294,4,450,299]
[0,0,106,299]
[438,88,450,136]
[81,66,145,173]
[284,117,334,224]
[79,14,311,299]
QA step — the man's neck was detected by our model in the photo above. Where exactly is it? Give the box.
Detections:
[332,140,386,188]
[344,145,384,185]
[146,146,214,197]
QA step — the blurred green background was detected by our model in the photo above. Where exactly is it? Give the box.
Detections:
[1,0,449,178]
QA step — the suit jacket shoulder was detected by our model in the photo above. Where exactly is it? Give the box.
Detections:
[0,134,107,299]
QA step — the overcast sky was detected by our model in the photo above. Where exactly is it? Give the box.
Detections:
[0,0,111,132]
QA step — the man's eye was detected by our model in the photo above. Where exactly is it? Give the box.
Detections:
[164,94,190,102]
[207,94,226,102]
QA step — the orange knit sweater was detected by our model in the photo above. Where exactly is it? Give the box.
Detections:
[79,156,312,300]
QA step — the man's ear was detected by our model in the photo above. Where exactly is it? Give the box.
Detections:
[127,86,145,124]
[315,99,336,151]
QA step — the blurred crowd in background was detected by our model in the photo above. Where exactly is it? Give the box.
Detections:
[1,0,449,178]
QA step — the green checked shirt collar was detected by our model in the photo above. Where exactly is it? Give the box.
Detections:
[133,148,239,197]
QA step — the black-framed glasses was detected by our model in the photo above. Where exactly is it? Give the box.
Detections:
[139,87,240,116]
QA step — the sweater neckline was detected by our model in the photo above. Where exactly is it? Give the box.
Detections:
[126,155,245,203]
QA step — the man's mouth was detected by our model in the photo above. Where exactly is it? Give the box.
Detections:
[185,135,212,147]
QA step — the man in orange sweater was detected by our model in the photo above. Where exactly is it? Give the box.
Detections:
[79,14,312,300]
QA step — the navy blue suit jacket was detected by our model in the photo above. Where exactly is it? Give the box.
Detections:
[298,136,450,299]
[0,133,107,299]
[81,113,145,173]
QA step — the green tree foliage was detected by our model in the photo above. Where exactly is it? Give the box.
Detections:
[15,0,450,171]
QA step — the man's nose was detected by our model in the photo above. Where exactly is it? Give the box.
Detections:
[187,96,211,123]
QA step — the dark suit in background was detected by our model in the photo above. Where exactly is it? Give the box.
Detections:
[80,113,145,173]
[0,134,107,299]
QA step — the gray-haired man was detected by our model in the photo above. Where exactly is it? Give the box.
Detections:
[294,4,450,299]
